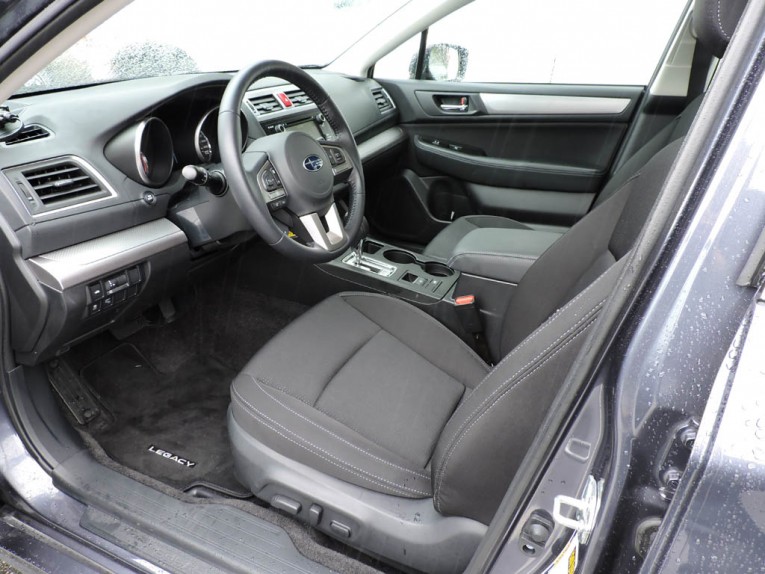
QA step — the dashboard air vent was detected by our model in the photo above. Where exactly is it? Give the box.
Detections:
[248,94,282,114]
[21,161,106,207]
[284,90,313,107]
[372,88,395,114]
[4,124,51,145]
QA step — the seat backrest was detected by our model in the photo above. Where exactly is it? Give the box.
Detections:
[592,95,701,208]
[589,0,747,210]
[432,140,680,523]
[431,0,748,524]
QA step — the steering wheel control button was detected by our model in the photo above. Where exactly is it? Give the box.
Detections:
[262,168,280,191]
[271,495,301,516]
[327,148,345,166]
[268,198,287,212]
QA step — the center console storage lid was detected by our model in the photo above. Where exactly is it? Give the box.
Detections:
[448,228,561,284]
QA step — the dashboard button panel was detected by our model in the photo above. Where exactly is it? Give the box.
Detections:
[87,265,143,316]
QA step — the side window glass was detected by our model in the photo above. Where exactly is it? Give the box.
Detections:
[375,0,687,85]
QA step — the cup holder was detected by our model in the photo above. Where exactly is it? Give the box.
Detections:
[362,241,384,255]
[384,250,417,265]
[423,262,455,277]
[383,249,455,278]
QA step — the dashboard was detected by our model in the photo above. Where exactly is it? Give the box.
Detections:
[0,69,405,365]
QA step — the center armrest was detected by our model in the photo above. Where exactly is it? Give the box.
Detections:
[448,228,561,284]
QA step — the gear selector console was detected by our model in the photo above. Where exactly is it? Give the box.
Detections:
[327,240,459,302]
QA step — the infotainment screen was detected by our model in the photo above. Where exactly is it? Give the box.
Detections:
[286,119,322,140]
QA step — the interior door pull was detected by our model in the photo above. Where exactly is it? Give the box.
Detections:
[439,96,469,112]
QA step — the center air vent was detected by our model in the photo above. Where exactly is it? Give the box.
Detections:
[248,94,282,114]
[4,157,113,214]
[284,90,314,107]
[372,88,395,114]
[4,124,51,145]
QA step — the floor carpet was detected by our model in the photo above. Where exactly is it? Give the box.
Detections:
[81,344,245,495]
[62,282,309,497]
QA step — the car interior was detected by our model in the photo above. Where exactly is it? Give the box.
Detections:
[0,0,751,572]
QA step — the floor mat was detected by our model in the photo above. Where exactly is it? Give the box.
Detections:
[81,344,247,496]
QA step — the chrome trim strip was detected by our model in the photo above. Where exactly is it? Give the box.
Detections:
[299,203,346,250]
[376,87,397,112]
[193,107,217,162]
[342,252,397,277]
[28,219,187,290]
[480,93,631,115]
[134,117,173,186]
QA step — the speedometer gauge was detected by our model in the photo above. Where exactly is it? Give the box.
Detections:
[193,106,248,164]
[197,131,213,163]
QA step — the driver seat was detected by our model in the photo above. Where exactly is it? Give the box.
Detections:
[228,141,677,573]
[228,2,746,569]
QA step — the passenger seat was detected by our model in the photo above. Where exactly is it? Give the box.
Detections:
[423,90,703,262]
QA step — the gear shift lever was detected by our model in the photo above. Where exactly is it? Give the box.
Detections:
[341,217,396,277]
[355,217,370,265]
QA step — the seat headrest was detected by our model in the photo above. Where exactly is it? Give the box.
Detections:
[693,0,749,58]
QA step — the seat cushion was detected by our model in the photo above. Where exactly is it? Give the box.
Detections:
[423,215,533,261]
[230,292,489,498]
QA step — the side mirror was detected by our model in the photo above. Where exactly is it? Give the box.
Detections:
[421,44,469,81]
[408,44,469,81]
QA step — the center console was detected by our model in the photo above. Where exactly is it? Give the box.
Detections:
[325,240,459,304]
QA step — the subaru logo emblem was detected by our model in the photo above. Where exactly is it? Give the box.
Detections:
[303,155,324,172]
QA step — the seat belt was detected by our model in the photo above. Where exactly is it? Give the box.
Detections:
[687,39,714,103]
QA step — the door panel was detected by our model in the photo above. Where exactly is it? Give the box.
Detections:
[370,80,644,241]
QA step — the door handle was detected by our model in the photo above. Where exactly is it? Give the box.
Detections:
[440,103,469,112]
[438,95,469,112]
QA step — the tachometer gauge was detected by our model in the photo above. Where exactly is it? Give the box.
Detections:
[197,130,213,163]
[104,116,173,187]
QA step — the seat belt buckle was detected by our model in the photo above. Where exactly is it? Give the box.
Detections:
[454,295,492,363]
[454,295,483,334]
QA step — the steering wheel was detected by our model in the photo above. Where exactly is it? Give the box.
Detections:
[218,60,365,262]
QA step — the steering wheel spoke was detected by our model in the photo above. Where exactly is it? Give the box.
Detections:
[298,202,347,250]
[320,143,353,179]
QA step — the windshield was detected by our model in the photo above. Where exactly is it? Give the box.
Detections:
[17,0,410,94]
